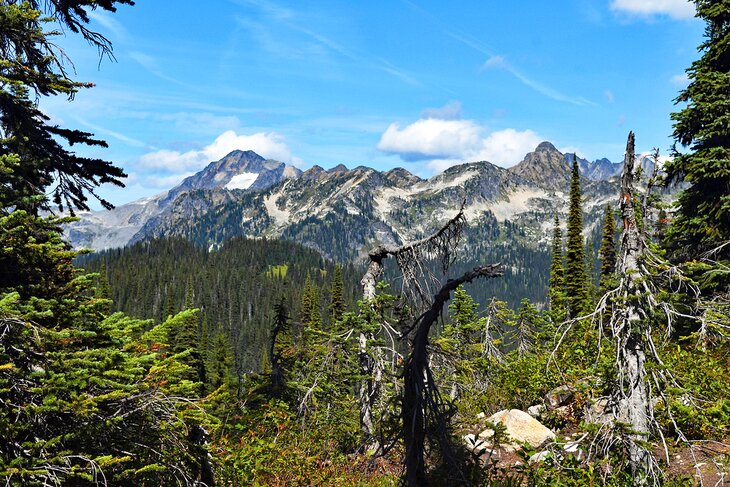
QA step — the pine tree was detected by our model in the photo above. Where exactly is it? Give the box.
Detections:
[666,0,730,261]
[269,297,290,393]
[309,282,322,329]
[598,204,617,294]
[171,277,205,386]
[329,264,345,324]
[300,272,314,326]
[0,1,129,215]
[565,155,591,316]
[207,330,235,392]
[95,258,113,315]
[514,298,540,358]
[548,215,567,322]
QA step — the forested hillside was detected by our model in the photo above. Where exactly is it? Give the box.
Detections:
[78,237,361,373]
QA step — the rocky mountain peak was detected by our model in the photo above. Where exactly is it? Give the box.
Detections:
[302,165,326,180]
[508,142,571,191]
[384,167,422,187]
[328,164,349,174]
[536,141,558,152]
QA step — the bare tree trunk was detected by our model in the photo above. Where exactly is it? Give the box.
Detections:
[402,265,503,486]
[358,209,466,452]
[359,252,384,449]
[616,131,651,477]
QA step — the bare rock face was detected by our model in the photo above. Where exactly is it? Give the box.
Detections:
[508,141,572,191]
[477,409,555,452]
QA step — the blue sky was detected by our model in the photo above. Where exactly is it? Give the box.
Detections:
[42,0,704,206]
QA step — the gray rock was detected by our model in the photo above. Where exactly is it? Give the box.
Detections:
[478,409,555,453]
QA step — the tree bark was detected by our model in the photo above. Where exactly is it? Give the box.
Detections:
[616,131,651,477]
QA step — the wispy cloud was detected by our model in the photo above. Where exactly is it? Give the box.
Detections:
[402,0,594,106]
[88,11,129,42]
[670,73,689,86]
[421,100,462,120]
[234,0,419,85]
[73,117,154,149]
[610,0,696,20]
[482,55,595,106]
[129,51,198,91]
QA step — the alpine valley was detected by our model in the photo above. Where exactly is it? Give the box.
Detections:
[65,141,667,307]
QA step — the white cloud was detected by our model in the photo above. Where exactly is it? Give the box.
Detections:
[610,0,696,20]
[478,128,543,167]
[377,119,483,161]
[138,130,296,172]
[377,116,542,170]
[421,100,462,120]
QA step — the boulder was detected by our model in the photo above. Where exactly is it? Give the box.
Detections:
[477,409,555,452]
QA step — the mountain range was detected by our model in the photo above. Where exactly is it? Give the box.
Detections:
[65,142,668,307]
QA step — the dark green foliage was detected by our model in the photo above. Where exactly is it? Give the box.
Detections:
[0,213,206,485]
[513,298,541,358]
[95,259,113,315]
[598,204,617,294]
[0,0,130,214]
[77,236,361,374]
[564,156,591,317]
[667,0,730,261]
[329,264,346,323]
[207,330,236,392]
[548,215,567,322]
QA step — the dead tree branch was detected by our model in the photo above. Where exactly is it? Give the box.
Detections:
[402,264,503,486]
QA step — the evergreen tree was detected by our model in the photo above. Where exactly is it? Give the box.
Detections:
[170,277,205,387]
[666,0,730,261]
[269,297,291,393]
[548,215,567,322]
[95,258,113,315]
[300,272,314,326]
[207,330,236,392]
[309,283,322,329]
[565,156,591,316]
[598,204,617,294]
[514,298,540,358]
[0,1,130,215]
[329,264,345,324]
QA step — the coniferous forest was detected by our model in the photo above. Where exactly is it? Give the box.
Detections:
[1,1,729,486]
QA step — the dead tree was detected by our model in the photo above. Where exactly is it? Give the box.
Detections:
[549,132,727,485]
[614,131,652,478]
[402,265,503,486]
[359,208,467,450]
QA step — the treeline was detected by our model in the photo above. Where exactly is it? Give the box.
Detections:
[78,237,361,374]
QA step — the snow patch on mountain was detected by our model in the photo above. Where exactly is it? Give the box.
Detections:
[225,172,259,190]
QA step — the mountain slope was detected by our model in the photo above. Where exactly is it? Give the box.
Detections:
[65,150,301,250]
